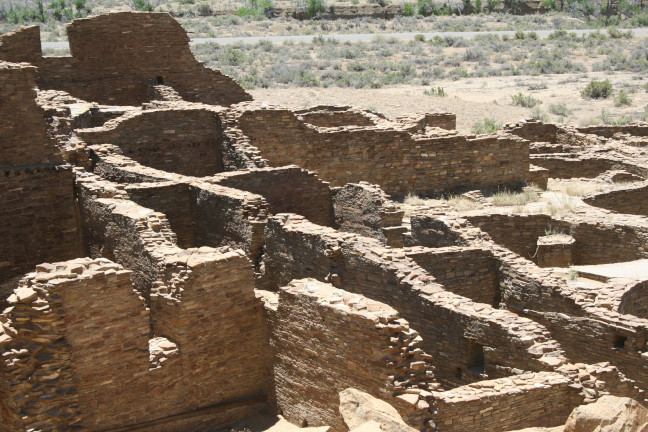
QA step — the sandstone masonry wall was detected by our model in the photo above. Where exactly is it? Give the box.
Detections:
[35,13,251,106]
[77,107,225,177]
[331,182,406,245]
[583,184,648,217]
[262,215,566,390]
[0,26,42,68]
[261,279,436,431]
[235,108,529,196]
[0,62,81,290]
[212,166,334,227]
[431,372,582,432]
[409,212,648,390]
[126,182,196,248]
[406,246,500,307]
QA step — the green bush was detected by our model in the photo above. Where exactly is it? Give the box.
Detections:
[237,0,274,17]
[3,0,90,23]
[511,92,542,108]
[471,118,502,134]
[614,89,632,106]
[403,2,415,15]
[414,34,425,42]
[581,79,613,99]
[306,0,326,17]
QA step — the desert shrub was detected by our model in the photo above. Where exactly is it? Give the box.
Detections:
[471,118,502,134]
[305,0,326,17]
[414,34,425,42]
[463,47,487,62]
[614,89,632,106]
[2,0,90,23]
[531,106,549,122]
[424,86,447,96]
[511,92,542,107]
[197,3,213,16]
[237,0,274,17]
[124,0,156,11]
[404,2,415,15]
[581,79,613,99]
[549,102,573,116]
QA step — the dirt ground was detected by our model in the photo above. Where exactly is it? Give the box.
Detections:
[251,70,648,133]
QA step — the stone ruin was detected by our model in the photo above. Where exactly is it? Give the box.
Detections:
[3,11,648,432]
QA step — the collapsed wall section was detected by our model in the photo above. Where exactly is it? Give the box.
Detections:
[260,278,437,431]
[332,182,406,246]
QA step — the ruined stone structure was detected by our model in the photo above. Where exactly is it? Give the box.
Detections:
[3,13,648,432]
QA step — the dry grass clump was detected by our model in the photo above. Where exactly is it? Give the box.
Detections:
[403,192,429,206]
[547,180,604,196]
[446,195,483,211]
[544,192,578,216]
[489,187,540,206]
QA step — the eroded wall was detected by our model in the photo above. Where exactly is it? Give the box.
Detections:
[0,62,81,290]
[261,279,436,431]
[236,108,529,196]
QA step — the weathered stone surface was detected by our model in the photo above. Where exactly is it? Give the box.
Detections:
[339,388,418,432]
[564,396,648,432]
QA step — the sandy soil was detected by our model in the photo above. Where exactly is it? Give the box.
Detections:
[251,71,648,133]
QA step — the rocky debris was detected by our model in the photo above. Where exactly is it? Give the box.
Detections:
[339,388,418,432]
[564,396,648,432]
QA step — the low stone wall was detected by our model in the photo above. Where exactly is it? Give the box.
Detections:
[577,123,648,138]
[584,184,648,216]
[77,107,226,177]
[397,112,457,132]
[431,372,582,432]
[466,213,648,266]
[260,279,436,431]
[619,281,648,319]
[409,212,648,390]
[406,246,500,307]
[212,166,334,227]
[467,214,571,263]
[504,119,560,144]
[295,106,378,128]
[530,155,634,179]
[235,107,529,196]
[262,214,566,390]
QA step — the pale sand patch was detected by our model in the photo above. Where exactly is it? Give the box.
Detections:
[250,71,648,134]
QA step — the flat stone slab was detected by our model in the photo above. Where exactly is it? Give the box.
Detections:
[227,414,330,432]
[575,259,648,282]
